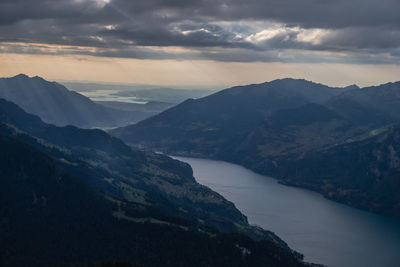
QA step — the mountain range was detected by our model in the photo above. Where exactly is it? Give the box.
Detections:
[111,78,400,217]
[0,97,310,266]
[276,124,400,216]
[0,74,165,128]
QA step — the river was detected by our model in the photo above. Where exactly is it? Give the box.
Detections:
[174,156,400,267]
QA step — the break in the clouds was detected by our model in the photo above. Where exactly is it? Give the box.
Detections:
[0,0,399,64]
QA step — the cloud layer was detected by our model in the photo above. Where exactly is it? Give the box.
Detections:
[0,0,399,63]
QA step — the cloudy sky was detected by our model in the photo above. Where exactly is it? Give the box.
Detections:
[0,0,399,87]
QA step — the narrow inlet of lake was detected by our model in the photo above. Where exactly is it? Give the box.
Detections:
[174,156,400,267]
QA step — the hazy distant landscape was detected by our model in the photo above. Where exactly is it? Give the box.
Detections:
[1,0,400,266]
[0,75,217,129]
[63,81,218,104]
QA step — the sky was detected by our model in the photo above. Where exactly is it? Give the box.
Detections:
[0,0,399,88]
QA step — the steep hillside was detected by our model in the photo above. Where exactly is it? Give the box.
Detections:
[111,78,348,156]
[329,82,400,121]
[0,97,317,266]
[223,101,391,175]
[0,74,148,128]
[275,125,400,217]
[0,98,249,234]
[0,134,309,267]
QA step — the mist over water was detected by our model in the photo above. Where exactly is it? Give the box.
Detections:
[80,90,148,104]
[175,157,400,267]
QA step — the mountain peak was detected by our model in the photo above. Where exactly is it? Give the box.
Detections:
[265,78,326,87]
[12,73,30,79]
[32,75,46,81]
[343,84,360,90]
[9,74,47,82]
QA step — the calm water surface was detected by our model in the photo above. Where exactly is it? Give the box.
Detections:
[174,157,400,267]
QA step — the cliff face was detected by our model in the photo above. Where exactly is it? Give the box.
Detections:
[0,74,149,128]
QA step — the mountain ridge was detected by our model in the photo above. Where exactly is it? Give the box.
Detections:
[0,132,310,267]
[0,74,152,128]
[0,97,311,258]
[111,78,400,217]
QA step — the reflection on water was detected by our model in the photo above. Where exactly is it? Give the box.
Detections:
[80,89,148,104]
[175,157,400,267]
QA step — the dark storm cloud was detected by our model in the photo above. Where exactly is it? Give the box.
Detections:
[0,0,399,63]
[320,27,400,50]
[98,22,256,49]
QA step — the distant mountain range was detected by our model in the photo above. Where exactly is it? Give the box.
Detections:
[63,81,217,104]
[0,74,168,128]
[0,98,309,266]
[110,87,218,104]
[95,100,174,113]
[110,79,351,156]
[111,78,400,217]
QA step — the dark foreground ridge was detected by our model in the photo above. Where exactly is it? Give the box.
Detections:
[0,97,312,266]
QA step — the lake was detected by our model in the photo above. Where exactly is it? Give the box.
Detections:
[174,156,400,267]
